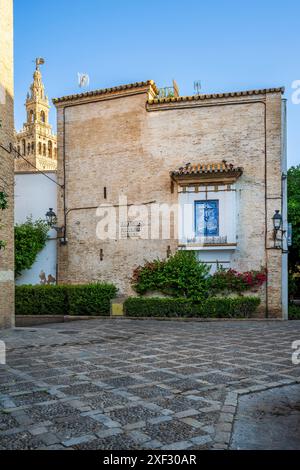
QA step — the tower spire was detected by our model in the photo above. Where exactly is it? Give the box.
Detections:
[15,58,57,172]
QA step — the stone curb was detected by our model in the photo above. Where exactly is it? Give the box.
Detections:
[212,378,300,450]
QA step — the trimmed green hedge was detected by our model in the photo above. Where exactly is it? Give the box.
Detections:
[124,296,261,319]
[67,284,117,316]
[15,283,117,316]
[289,304,300,320]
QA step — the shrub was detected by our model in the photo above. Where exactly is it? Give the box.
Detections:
[124,296,261,319]
[15,218,49,277]
[289,304,300,320]
[67,283,117,316]
[208,267,267,294]
[199,297,261,318]
[15,283,117,316]
[15,285,66,315]
[132,251,210,301]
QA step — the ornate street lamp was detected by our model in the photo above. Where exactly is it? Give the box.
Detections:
[272,210,282,231]
[272,210,284,249]
[45,208,67,245]
[45,208,57,227]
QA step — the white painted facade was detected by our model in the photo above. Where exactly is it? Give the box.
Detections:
[14,172,57,285]
[178,184,237,273]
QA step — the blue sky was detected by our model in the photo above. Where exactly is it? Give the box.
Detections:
[14,0,300,167]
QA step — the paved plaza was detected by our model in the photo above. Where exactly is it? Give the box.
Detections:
[0,319,300,450]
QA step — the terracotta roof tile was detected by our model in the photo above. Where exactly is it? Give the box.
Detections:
[53,80,158,105]
[171,162,243,177]
[148,87,284,105]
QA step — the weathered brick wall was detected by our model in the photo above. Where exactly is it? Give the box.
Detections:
[55,85,284,318]
[0,0,15,328]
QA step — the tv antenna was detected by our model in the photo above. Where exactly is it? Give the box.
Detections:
[193,80,201,95]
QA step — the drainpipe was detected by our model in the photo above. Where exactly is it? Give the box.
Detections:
[281,99,288,320]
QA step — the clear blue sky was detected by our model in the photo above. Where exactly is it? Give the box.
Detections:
[14,0,300,168]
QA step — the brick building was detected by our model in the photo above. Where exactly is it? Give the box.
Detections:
[53,80,288,318]
[0,0,15,328]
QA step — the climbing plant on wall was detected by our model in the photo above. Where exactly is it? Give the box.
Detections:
[15,217,49,277]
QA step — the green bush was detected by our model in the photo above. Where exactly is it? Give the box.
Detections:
[15,283,117,316]
[67,284,117,316]
[199,297,261,318]
[132,251,210,301]
[15,285,66,315]
[124,296,261,319]
[289,304,300,320]
[15,218,49,277]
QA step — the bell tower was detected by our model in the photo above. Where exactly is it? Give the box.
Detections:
[15,58,57,172]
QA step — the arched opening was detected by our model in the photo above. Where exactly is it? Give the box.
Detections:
[43,143,46,156]
[31,142,35,153]
[38,142,42,155]
[41,110,46,123]
[48,141,53,158]
[22,139,26,156]
[29,110,34,123]
[27,143,31,154]
[17,145,20,155]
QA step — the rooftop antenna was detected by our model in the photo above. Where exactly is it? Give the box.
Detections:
[193,80,201,95]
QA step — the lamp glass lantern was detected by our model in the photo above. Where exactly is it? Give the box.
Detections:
[45,208,57,228]
[272,210,282,231]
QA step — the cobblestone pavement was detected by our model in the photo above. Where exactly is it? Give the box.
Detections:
[1,319,300,450]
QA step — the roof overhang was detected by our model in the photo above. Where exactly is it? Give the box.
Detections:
[171,162,243,186]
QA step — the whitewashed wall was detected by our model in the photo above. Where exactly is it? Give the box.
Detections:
[14,172,57,285]
[178,185,237,274]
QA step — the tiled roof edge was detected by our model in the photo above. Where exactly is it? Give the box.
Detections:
[148,87,285,105]
[53,80,158,104]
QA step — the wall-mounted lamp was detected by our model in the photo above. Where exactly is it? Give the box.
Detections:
[45,208,57,227]
[45,208,67,245]
[272,210,285,249]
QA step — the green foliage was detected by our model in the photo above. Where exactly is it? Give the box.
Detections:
[288,165,300,272]
[15,283,118,316]
[132,251,210,301]
[289,304,300,320]
[15,285,67,315]
[0,191,8,210]
[124,298,198,318]
[15,218,49,277]
[124,296,261,319]
[132,252,267,300]
[67,283,118,316]
[208,267,267,294]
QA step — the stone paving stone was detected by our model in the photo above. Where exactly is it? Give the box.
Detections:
[0,411,19,431]
[103,376,145,388]
[109,405,161,426]
[7,391,56,407]
[73,434,142,450]
[49,415,107,440]
[80,390,130,411]
[0,431,44,450]
[129,385,172,399]
[142,371,178,382]
[142,419,206,445]
[58,383,103,396]
[24,402,81,422]
[0,381,38,395]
